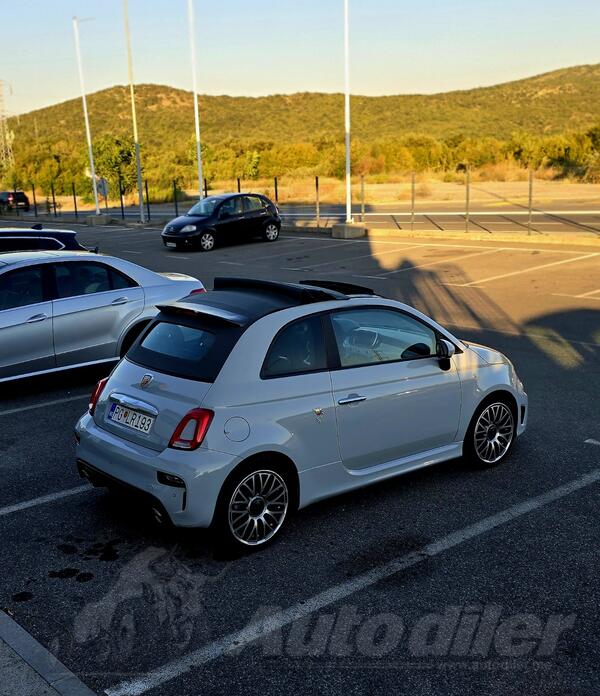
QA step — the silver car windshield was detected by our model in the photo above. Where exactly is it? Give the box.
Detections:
[186,199,219,217]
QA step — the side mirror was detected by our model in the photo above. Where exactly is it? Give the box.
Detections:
[437,339,456,360]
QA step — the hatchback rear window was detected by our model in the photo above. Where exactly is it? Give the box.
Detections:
[127,318,241,382]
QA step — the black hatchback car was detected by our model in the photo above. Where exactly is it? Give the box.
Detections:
[0,226,97,253]
[161,193,281,251]
[0,191,30,213]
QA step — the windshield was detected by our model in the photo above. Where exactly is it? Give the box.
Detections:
[186,198,219,217]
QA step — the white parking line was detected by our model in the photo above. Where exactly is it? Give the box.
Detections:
[380,248,503,277]
[585,438,600,446]
[0,394,88,417]
[288,244,423,270]
[461,253,599,287]
[106,468,600,696]
[576,288,600,298]
[0,485,92,518]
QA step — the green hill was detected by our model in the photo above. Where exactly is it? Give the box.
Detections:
[6,64,600,193]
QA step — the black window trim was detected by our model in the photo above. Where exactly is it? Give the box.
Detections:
[325,305,462,372]
[50,260,139,300]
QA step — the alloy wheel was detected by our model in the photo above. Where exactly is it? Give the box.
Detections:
[200,233,215,251]
[228,470,288,546]
[265,224,279,241]
[473,402,514,464]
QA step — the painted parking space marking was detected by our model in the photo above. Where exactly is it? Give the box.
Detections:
[0,485,92,518]
[460,253,599,287]
[379,248,503,277]
[0,394,88,417]
[287,243,424,270]
[585,438,600,446]
[106,468,600,696]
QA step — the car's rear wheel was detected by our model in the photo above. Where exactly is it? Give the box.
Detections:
[464,397,516,467]
[263,224,279,242]
[199,232,215,251]
[214,465,290,551]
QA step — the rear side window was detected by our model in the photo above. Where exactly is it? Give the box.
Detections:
[243,196,265,212]
[127,318,242,382]
[0,267,45,310]
[262,315,327,378]
[110,268,138,289]
[0,237,62,251]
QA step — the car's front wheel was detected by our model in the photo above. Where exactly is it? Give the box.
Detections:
[214,465,290,551]
[263,224,279,242]
[198,231,216,251]
[464,397,516,467]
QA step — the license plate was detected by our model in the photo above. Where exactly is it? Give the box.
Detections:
[165,242,177,248]
[108,403,155,434]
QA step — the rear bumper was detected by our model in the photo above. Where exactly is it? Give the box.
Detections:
[75,413,240,527]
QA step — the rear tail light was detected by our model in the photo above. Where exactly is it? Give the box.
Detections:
[168,408,213,450]
[189,287,207,295]
[89,377,109,415]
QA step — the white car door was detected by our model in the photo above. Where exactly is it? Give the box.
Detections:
[329,307,462,471]
[51,260,144,367]
[0,264,55,379]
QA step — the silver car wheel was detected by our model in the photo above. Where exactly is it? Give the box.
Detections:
[265,224,279,241]
[228,470,288,546]
[200,232,215,251]
[473,402,514,464]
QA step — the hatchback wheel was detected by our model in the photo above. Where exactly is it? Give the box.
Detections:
[215,467,290,550]
[199,232,216,251]
[465,398,515,466]
[263,224,279,242]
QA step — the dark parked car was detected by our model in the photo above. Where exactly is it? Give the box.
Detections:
[162,193,281,252]
[0,226,97,253]
[0,191,30,213]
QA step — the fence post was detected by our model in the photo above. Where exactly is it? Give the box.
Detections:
[237,177,241,193]
[118,174,125,220]
[528,169,533,236]
[72,182,78,220]
[13,183,19,217]
[173,180,179,217]
[465,168,470,233]
[315,176,320,228]
[31,183,38,217]
[51,181,57,217]
[144,179,151,222]
[203,178,208,198]
[360,175,365,223]
[274,176,278,203]
[411,172,416,232]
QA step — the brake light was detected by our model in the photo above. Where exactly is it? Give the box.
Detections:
[89,377,108,415]
[189,287,206,295]
[168,408,213,450]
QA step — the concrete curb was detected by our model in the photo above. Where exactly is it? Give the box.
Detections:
[0,611,97,696]
[283,224,600,247]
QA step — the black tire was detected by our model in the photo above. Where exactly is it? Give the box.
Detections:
[463,394,517,467]
[212,461,291,552]
[263,223,279,242]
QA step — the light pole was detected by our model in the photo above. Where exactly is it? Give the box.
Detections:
[72,17,100,216]
[122,0,146,223]
[343,0,352,223]
[188,0,204,199]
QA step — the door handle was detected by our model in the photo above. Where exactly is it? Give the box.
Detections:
[111,297,129,306]
[338,394,367,405]
[26,313,48,323]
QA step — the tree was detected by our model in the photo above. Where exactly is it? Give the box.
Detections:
[92,135,137,194]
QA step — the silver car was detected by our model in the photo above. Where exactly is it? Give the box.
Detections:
[75,278,528,550]
[0,250,204,382]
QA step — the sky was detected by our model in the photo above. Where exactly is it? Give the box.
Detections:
[2,0,600,116]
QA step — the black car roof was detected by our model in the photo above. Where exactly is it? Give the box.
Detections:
[0,228,76,238]
[156,277,375,328]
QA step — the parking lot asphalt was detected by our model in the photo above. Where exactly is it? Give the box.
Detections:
[1,222,599,695]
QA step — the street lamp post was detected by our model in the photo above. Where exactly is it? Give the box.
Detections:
[188,0,204,199]
[122,0,146,223]
[72,17,100,216]
[343,0,352,223]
